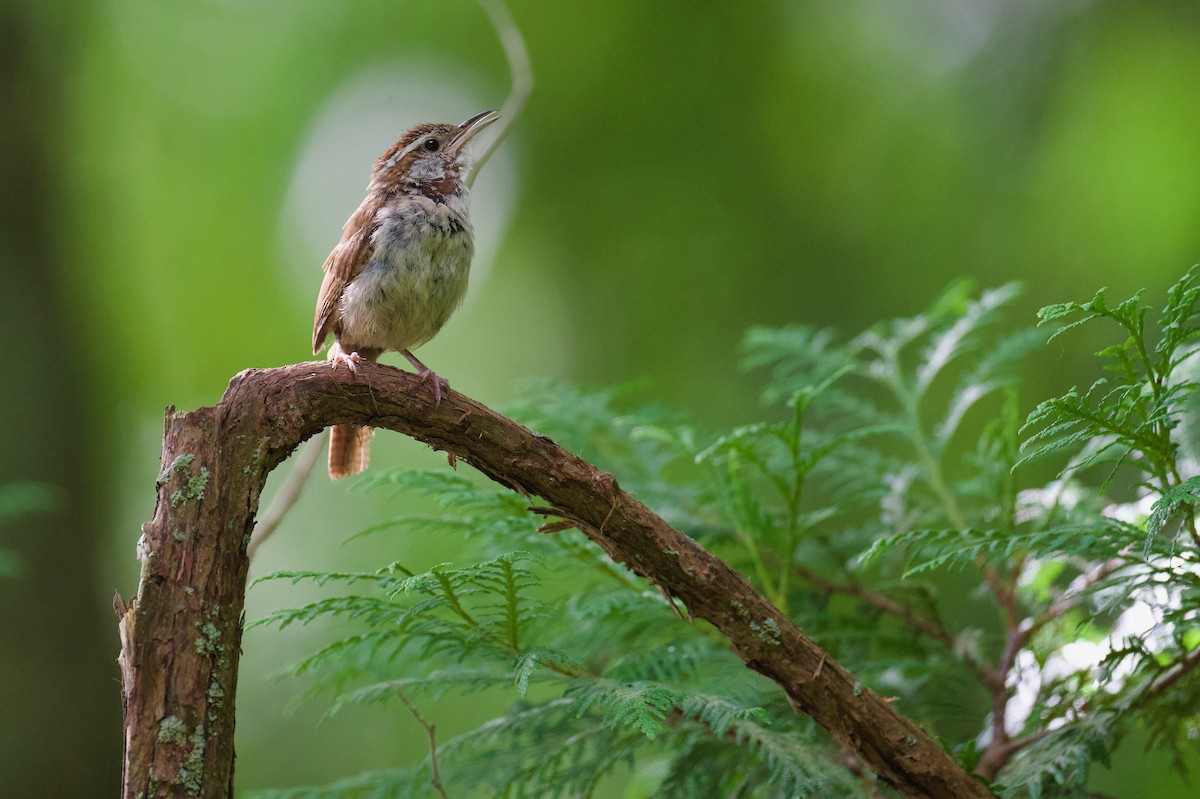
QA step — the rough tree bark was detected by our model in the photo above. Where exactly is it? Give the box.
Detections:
[118,362,994,799]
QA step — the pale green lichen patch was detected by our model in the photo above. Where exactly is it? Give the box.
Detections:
[206,678,225,723]
[242,444,265,475]
[172,528,187,542]
[157,715,188,745]
[207,679,225,710]
[160,452,209,507]
[749,617,782,646]
[157,454,195,486]
[179,723,206,795]
[194,607,229,667]
[195,621,221,657]
[170,466,210,507]
[154,717,206,796]
[194,607,222,656]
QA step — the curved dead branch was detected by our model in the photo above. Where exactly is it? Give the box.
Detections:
[118,362,992,799]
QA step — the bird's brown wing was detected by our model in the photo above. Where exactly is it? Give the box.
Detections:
[312,195,382,354]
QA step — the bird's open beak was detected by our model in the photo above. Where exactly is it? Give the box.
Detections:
[447,109,501,156]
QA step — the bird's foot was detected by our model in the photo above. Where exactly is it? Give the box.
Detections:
[403,350,448,406]
[329,341,362,373]
[417,368,450,406]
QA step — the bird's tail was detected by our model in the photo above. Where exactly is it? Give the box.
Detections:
[328,424,372,479]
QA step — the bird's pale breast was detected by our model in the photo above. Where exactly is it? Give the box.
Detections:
[338,192,473,352]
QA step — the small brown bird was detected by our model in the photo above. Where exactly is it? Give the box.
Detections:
[313,109,500,478]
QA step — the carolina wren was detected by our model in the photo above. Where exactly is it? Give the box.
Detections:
[312,109,500,479]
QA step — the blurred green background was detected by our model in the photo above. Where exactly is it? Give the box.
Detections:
[3,0,1199,795]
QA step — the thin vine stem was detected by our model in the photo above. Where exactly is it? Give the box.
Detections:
[394,689,452,799]
[468,0,532,188]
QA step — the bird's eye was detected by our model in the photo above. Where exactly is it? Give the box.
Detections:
[423,138,440,152]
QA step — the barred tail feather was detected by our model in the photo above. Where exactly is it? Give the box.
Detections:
[328,424,372,479]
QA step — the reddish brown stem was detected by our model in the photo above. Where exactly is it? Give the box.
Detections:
[794,564,1001,690]
[394,690,450,799]
[973,557,1125,781]
[1144,645,1200,699]
[118,363,993,799]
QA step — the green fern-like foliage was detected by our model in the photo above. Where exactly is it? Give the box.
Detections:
[250,268,1200,799]
[251,466,858,797]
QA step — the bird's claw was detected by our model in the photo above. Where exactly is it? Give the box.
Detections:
[418,368,449,407]
[329,342,362,372]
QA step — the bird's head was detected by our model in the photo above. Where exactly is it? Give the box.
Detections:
[371,109,500,199]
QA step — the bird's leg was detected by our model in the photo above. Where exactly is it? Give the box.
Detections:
[402,349,449,406]
[329,340,362,372]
